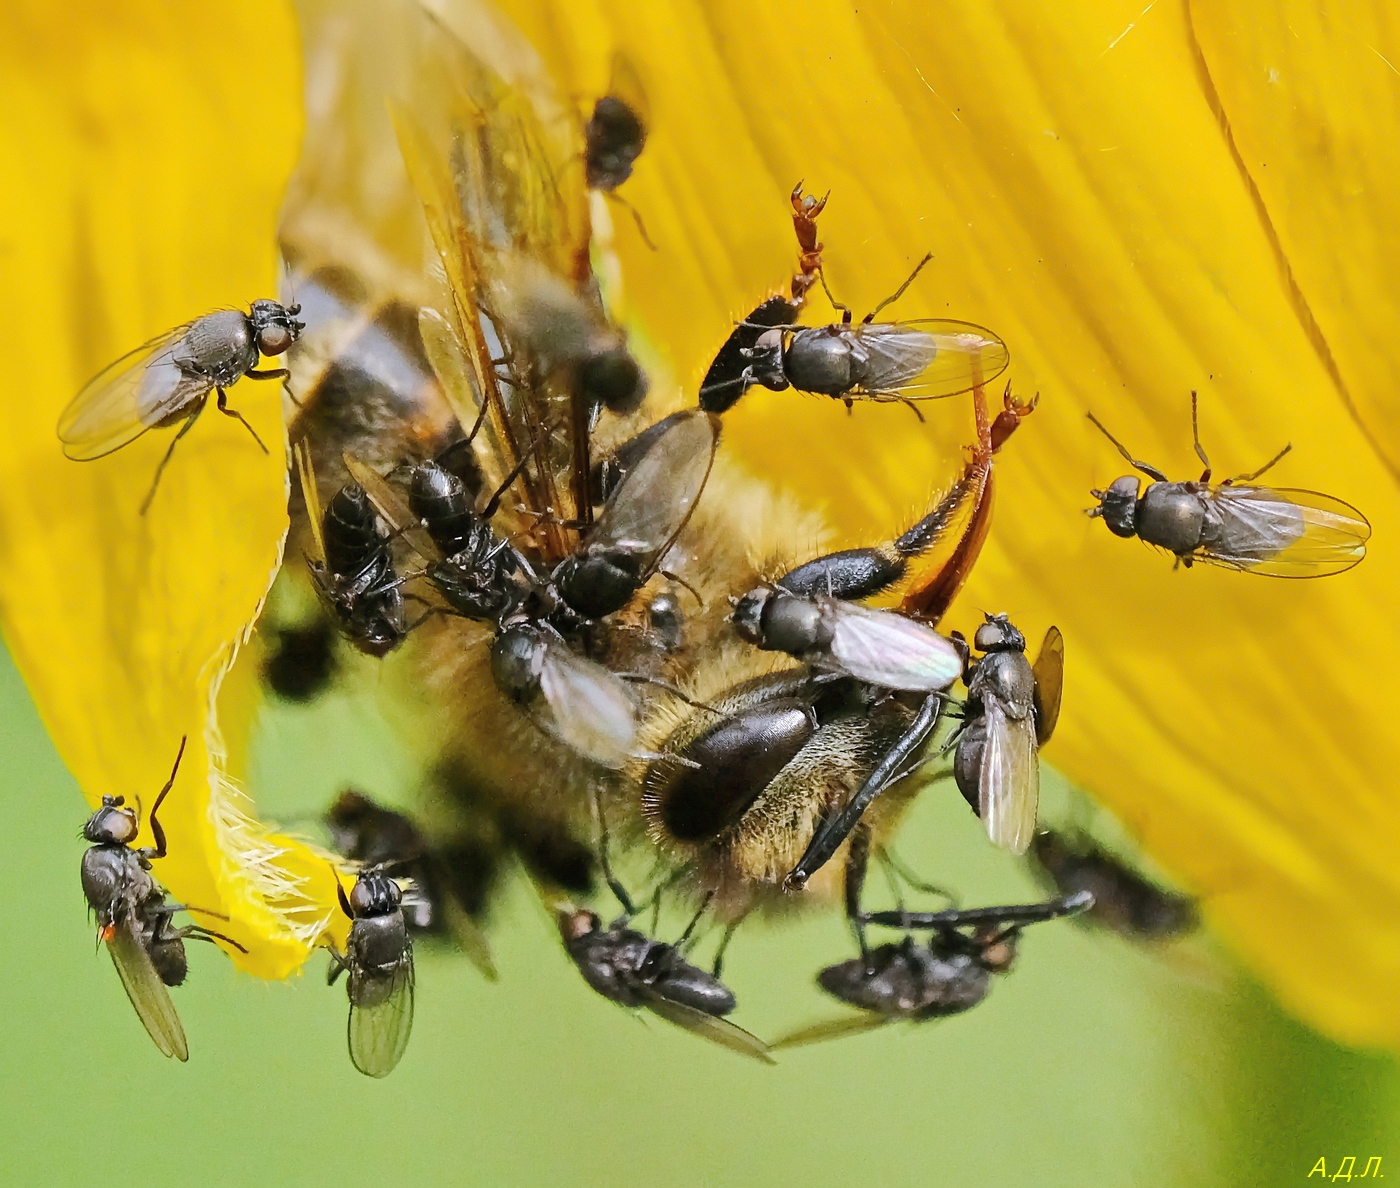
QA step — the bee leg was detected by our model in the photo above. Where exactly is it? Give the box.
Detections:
[140,408,204,515]
[215,386,270,453]
[245,367,291,381]
[785,692,946,892]
[1189,390,1212,480]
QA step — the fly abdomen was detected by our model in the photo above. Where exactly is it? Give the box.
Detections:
[409,461,481,556]
[322,483,389,578]
[646,960,737,1016]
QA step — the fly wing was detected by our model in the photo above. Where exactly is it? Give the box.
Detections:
[852,319,1009,401]
[536,639,637,768]
[826,601,962,691]
[586,409,719,569]
[105,918,189,1061]
[348,955,416,1078]
[58,325,207,460]
[1031,626,1065,746]
[979,702,1039,855]
[1198,485,1370,577]
[770,1013,894,1049]
[638,988,775,1064]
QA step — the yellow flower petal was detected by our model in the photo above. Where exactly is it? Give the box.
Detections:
[488,0,1400,1045]
[0,2,344,976]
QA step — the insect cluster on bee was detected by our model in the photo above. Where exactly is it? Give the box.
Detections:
[62,2,1369,1072]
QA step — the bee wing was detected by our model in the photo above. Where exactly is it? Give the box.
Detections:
[1196,485,1371,577]
[637,988,775,1064]
[341,453,443,564]
[58,324,207,460]
[586,409,719,568]
[979,702,1039,855]
[439,895,499,982]
[770,1013,895,1049]
[825,601,963,691]
[1031,626,1065,746]
[294,439,327,564]
[851,319,1009,401]
[347,955,416,1078]
[536,639,638,768]
[105,918,189,1061]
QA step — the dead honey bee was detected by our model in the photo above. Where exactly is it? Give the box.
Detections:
[274,6,1035,1032]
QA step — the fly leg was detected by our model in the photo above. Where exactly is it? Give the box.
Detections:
[1225,442,1292,485]
[216,385,270,453]
[1189,390,1212,481]
[863,253,933,323]
[140,405,204,515]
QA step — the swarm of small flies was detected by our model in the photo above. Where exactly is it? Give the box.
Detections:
[61,5,1372,1074]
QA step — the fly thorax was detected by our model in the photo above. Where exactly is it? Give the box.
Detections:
[80,845,136,916]
[178,310,256,383]
[784,328,853,396]
[974,651,1035,713]
[350,911,408,975]
[1136,482,1207,554]
[490,626,546,704]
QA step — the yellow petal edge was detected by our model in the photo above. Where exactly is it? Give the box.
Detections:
[0,1,344,976]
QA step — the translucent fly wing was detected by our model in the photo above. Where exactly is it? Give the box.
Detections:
[979,703,1039,855]
[1031,626,1065,746]
[852,319,1009,401]
[587,410,719,565]
[1197,485,1371,577]
[770,1013,894,1049]
[826,602,963,691]
[105,918,189,1061]
[348,955,415,1078]
[536,640,637,768]
[638,989,775,1064]
[59,325,207,460]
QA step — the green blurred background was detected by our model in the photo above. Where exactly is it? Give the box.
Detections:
[2,642,1394,1187]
